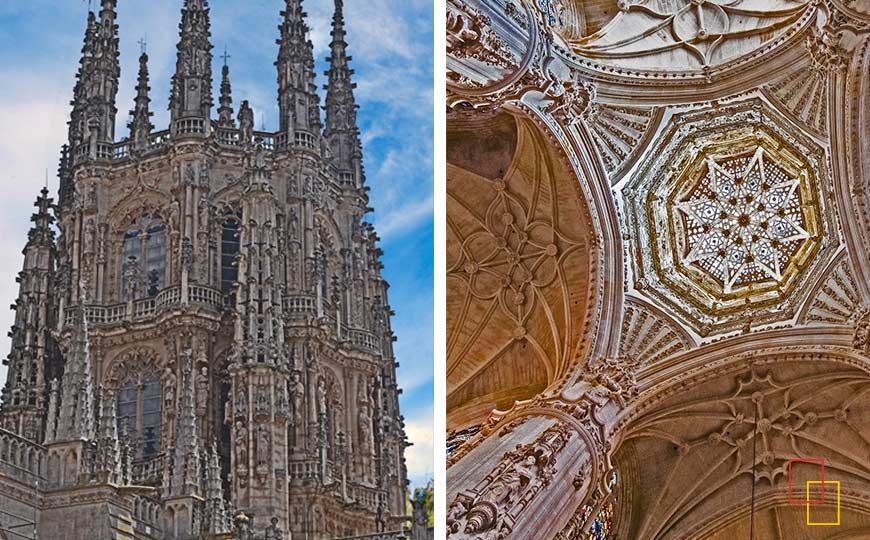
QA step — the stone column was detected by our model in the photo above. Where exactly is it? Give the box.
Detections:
[447,358,636,540]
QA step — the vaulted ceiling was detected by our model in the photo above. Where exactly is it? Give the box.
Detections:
[446,0,870,535]
[446,113,596,426]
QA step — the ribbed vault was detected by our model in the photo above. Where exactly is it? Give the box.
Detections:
[613,352,870,540]
[446,112,595,426]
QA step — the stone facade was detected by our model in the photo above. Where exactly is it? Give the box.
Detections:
[0,1,416,539]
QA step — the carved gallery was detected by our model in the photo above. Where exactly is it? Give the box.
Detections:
[446,0,870,539]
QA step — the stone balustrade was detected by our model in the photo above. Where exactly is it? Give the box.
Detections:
[348,328,380,355]
[79,123,322,167]
[130,454,165,486]
[332,531,409,540]
[0,428,46,488]
[63,284,224,328]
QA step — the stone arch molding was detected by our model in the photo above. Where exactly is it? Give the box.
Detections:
[611,348,870,540]
[103,345,165,389]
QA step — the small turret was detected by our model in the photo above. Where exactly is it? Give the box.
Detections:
[276,0,322,145]
[129,51,154,149]
[0,188,58,442]
[170,0,214,136]
[218,54,235,127]
[324,0,363,185]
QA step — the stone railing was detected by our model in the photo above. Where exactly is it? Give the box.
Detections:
[347,328,380,355]
[0,428,46,488]
[175,118,207,136]
[287,458,320,483]
[283,294,317,319]
[130,454,165,486]
[76,122,321,167]
[347,483,382,512]
[64,284,224,328]
[332,531,409,540]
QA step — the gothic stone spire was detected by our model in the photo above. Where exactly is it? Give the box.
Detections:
[58,145,74,208]
[0,188,57,441]
[170,343,201,497]
[170,0,214,135]
[218,59,235,127]
[324,0,363,183]
[89,1,121,144]
[70,1,121,162]
[68,12,97,157]
[55,304,96,443]
[276,0,322,142]
[129,51,154,149]
[94,387,122,484]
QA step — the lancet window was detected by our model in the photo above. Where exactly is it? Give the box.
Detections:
[116,371,162,461]
[121,213,167,300]
[220,213,242,303]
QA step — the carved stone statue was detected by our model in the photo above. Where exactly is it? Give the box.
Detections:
[290,372,305,425]
[234,421,248,468]
[235,386,248,418]
[163,367,177,411]
[358,402,373,455]
[256,425,270,467]
[264,517,283,540]
[239,100,254,143]
[123,256,140,300]
[195,366,208,415]
[254,383,267,413]
[233,513,252,540]
[316,378,328,417]
[448,424,571,537]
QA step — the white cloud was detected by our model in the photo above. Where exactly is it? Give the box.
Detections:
[374,195,434,240]
[404,410,435,486]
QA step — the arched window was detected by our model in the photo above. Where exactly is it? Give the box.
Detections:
[122,213,167,300]
[117,373,162,461]
[220,214,241,304]
[568,470,617,540]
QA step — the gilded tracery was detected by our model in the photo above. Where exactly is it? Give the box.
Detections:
[676,147,809,293]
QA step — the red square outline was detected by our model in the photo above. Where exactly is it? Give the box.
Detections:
[787,458,825,505]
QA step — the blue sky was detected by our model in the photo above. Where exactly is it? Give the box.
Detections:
[0,0,434,487]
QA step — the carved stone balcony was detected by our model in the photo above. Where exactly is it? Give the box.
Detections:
[63,284,224,328]
[0,428,46,489]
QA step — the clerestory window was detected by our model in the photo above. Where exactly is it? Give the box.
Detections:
[121,213,167,300]
[116,373,162,461]
[220,213,241,305]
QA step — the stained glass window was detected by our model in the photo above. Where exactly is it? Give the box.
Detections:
[676,147,808,293]
[447,425,481,456]
[558,470,618,540]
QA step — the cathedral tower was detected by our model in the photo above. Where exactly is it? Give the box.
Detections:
[0,2,411,539]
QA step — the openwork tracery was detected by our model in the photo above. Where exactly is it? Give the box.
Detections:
[676,147,809,293]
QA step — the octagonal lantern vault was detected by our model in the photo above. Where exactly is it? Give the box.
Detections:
[622,99,840,337]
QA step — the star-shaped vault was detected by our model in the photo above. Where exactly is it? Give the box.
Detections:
[676,147,809,293]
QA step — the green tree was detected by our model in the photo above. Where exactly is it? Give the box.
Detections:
[411,480,435,527]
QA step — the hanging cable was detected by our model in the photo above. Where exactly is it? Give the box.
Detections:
[749,391,759,540]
